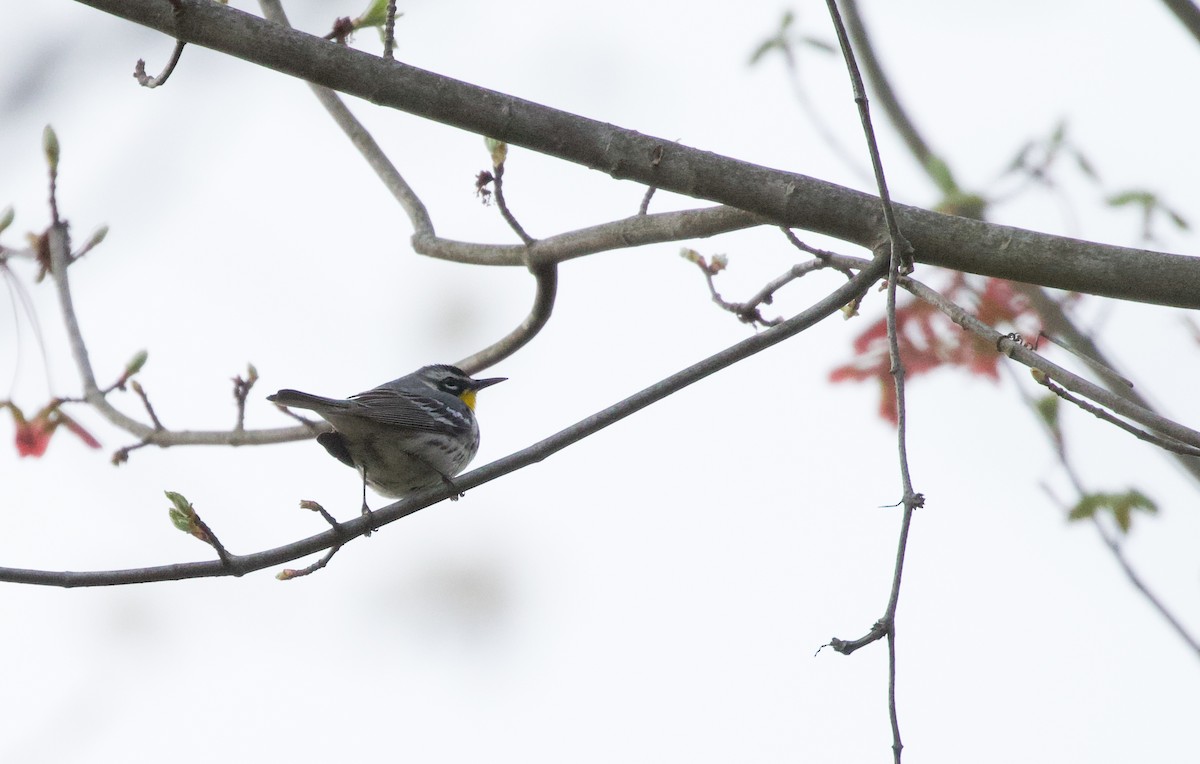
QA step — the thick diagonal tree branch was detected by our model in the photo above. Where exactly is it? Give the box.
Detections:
[75,0,1200,309]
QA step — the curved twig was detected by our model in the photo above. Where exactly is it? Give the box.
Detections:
[455,263,557,374]
[0,255,888,587]
[415,206,764,266]
[491,162,535,245]
[134,39,187,88]
[258,0,432,237]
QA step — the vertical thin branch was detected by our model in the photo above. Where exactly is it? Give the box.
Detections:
[383,0,398,61]
[48,224,99,395]
[824,1,920,761]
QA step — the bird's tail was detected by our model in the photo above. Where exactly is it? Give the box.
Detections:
[267,389,349,412]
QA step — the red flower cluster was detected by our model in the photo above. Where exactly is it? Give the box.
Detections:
[829,275,1040,423]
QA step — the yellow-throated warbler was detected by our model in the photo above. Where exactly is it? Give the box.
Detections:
[268,365,505,521]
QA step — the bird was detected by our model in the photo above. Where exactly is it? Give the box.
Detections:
[268,364,505,527]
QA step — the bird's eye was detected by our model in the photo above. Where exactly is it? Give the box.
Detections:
[440,378,465,394]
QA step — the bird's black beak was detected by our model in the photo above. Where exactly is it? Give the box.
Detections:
[471,376,507,391]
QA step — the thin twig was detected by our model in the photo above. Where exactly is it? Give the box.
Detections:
[134,40,187,88]
[231,364,258,431]
[1035,331,1134,390]
[130,380,164,430]
[1035,375,1200,457]
[258,0,433,237]
[0,256,889,587]
[689,256,860,328]
[276,544,341,580]
[638,187,657,215]
[780,227,840,262]
[492,163,535,246]
[824,2,917,759]
[838,0,939,188]
[454,264,558,375]
[276,500,347,580]
[417,206,764,267]
[1090,518,1200,659]
[192,512,232,567]
[1020,285,1200,487]
[825,0,911,273]
[383,0,398,60]
[1031,410,1200,661]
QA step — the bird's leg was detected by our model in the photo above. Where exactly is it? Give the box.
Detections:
[359,465,376,536]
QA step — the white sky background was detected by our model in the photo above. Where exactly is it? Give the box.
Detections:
[2,0,1199,761]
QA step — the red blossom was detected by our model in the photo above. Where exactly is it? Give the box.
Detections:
[3,400,101,457]
[829,275,1041,425]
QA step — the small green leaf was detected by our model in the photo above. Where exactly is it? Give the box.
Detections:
[1106,189,1154,208]
[0,205,13,235]
[165,490,193,518]
[1068,489,1157,533]
[356,0,390,28]
[1067,496,1098,521]
[168,507,193,533]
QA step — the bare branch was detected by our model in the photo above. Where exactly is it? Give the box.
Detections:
[1090,517,1200,659]
[130,380,164,430]
[258,0,433,238]
[383,0,398,61]
[638,186,657,215]
[489,161,535,245]
[685,250,861,328]
[1020,286,1200,486]
[1035,374,1200,457]
[823,3,919,758]
[454,264,557,375]
[416,206,764,267]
